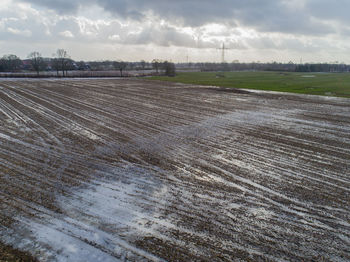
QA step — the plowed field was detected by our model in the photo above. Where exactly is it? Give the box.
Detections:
[0,78,349,261]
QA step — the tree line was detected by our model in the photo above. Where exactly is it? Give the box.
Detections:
[2,50,349,76]
[178,61,350,73]
[0,49,74,76]
[0,50,176,77]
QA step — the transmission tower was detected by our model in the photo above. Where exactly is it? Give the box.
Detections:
[217,43,231,63]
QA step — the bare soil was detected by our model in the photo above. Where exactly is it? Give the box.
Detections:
[0,78,349,261]
[0,243,38,262]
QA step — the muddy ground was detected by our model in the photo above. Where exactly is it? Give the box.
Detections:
[0,78,349,261]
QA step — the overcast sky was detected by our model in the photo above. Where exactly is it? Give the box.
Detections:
[1,0,349,63]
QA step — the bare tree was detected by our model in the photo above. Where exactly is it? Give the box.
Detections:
[54,49,70,77]
[152,59,161,74]
[28,51,46,76]
[113,60,128,77]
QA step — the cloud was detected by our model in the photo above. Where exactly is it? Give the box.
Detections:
[2,0,350,63]
[59,30,74,38]
[0,3,50,41]
[121,25,197,47]
[7,27,32,36]
[305,0,350,22]
[15,0,339,36]
[16,0,88,14]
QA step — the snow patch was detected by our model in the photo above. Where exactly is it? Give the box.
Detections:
[29,221,119,262]
[248,207,274,220]
[8,164,167,261]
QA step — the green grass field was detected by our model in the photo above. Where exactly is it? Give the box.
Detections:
[150,71,350,98]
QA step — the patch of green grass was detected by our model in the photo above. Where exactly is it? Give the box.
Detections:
[149,71,350,98]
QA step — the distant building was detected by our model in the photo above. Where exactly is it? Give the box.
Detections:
[21,59,32,70]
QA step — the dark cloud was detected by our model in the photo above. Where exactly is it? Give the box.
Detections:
[121,25,196,47]
[305,0,350,22]
[17,0,337,35]
[17,0,89,14]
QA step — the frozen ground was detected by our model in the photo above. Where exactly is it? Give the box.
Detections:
[0,78,350,261]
